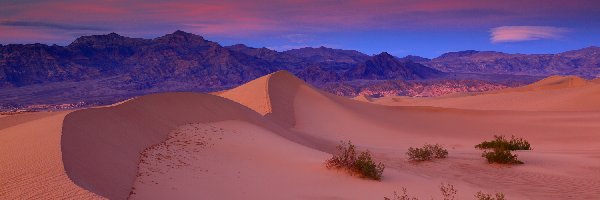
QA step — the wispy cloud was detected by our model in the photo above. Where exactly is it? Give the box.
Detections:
[490,26,569,43]
[0,20,106,31]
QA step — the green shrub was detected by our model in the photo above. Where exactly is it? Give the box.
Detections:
[407,143,448,161]
[481,148,523,164]
[354,151,385,180]
[475,191,506,200]
[475,135,531,150]
[326,140,385,180]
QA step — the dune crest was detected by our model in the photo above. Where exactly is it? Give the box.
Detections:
[218,73,273,115]
[352,94,373,102]
[219,70,307,128]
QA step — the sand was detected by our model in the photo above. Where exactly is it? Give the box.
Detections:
[0,111,101,199]
[370,76,600,111]
[2,71,600,199]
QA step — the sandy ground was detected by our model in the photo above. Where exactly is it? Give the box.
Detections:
[1,71,600,199]
[0,111,101,199]
[367,76,600,111]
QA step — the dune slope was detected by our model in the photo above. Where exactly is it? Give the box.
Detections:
[61,92,292,199]
[0,112,101,199]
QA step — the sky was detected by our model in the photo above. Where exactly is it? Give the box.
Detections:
[1,0,600,58]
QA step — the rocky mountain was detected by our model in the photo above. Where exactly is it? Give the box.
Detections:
[422,47,600,77]
[282,46,370,65]
[398,55,431,63]
[5,30,597,111]
[346,52,443,80]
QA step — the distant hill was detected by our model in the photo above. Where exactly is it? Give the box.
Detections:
[422,47,600,78]
[346,52,443,80]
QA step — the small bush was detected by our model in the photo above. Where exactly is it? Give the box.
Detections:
[407,143,448,161]
[326,140,385,180]
[481,148,523,164]
[384,188,418,200]
[475,191,505,200]
[476,135,530,164]
[440,183,457,200]
[407,147,432,161]
[326,140,357,169]
[475,135,531,150]
[386,185,508,200]
[354,151,385,180]
[427,144,449,159]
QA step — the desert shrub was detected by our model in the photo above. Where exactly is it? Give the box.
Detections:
[475,191,505,200]
[440,183,457,200]
[326,140,357,169]
[426,144,449,159]
[407,143,448,161]
[383,188,418,200]
[407,147,432,161]
[475,135,531,150]
[354,151,385,180]
[481,148,523,164]
[476,135,529,164]
[386,185,508,200]
[326,140,385,180]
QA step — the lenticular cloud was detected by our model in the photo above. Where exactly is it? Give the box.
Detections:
[490,26,569,43]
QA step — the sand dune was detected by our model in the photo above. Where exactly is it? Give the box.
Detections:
[2,71,600,199]
[507,75,592,92]
[370,75,600,111]
[61,92,301,199]
[222,71,600,199]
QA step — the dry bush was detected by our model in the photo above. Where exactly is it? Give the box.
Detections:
[326,140,385,180]
[326,140,357,169]
[426,144,449,159]
[475,191,506,200]
[407,143,448,161]
[440,183,457,200]
[475,135,531,150]
[383,188,418,200]
[385,185,508,200]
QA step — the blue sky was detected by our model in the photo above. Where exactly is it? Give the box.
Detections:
[1,0,600,58]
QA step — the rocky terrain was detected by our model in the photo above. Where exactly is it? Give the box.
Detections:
[4,31,598,111]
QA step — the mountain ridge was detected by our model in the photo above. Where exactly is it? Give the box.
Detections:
[2,30,596,110]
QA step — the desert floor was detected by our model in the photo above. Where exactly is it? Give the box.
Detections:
[1,72,599,199]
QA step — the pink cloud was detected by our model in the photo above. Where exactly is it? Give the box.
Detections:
[490,26,570,43]
[0,0,597,43]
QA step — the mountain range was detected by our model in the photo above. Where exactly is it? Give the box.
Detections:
[1,30,598,110]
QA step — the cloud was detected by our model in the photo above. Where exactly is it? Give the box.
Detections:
[490,26,569,43]
[0,20,106,31]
